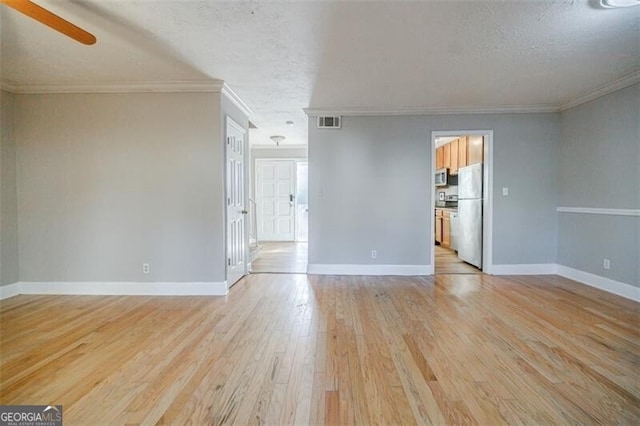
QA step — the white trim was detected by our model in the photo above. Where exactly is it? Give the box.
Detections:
[304,72,640,117]
[491,264,558,275]
[251,143,309,151]
[0,282,21,300]
[307,264,432,276]
[0,80,225,94]
[304,105,557,117]
[557,207,640,217]
[430,130,494,275]
[559,71,640,111]
[11,282,228,296]
[221,83,253,118]
[557,265,640,302]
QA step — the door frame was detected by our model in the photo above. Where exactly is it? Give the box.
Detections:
[294,160,309,242]
[430,130,494,274]
[225,116,249,288]
[254,157,307,242]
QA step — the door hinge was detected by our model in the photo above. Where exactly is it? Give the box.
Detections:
[228,258,231,266]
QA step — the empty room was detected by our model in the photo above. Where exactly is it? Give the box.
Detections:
[1,0,639,424]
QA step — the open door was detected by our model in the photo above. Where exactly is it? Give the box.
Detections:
[226,117,248,287]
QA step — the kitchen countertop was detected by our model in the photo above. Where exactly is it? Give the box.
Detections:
[435,203,458,212]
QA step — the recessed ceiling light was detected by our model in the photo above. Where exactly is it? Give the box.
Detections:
[286,121,294,126]
[600,0,640,8]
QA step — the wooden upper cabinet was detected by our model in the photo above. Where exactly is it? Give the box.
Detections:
[458,136,468,169]
[450,138,459,175]
[436,146,444,170]
[443,143,451,169]
[467,136,484,165]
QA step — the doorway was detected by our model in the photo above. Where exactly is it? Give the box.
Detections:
[431,131,493,275]
[251,159,308,273]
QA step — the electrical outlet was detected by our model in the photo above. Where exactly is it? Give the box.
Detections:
[371,250,377,259]
[502,187,509,196]
[603,259,610,270]
[143,263,150,274]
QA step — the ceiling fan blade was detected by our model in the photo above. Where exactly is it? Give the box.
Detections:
[1,0,96,45]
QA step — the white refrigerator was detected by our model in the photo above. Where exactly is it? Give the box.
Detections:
[457,163,483,269]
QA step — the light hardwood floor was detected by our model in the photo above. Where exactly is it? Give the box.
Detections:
[251,242,308,273]
[434,245,481,275]
[1,274,639,424]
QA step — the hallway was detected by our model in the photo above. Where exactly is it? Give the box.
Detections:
[250,242,308,274]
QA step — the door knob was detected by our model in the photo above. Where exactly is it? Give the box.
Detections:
[241,210,248,214]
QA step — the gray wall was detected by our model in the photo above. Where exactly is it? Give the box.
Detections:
[1,90,20,286]
[308,113,559,267]
[15,92,226,283]
[558,83,639,286]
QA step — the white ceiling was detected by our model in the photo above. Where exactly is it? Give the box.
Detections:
[1,1,639,146]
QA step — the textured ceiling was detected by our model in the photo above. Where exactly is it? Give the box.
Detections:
[1,1,639,146]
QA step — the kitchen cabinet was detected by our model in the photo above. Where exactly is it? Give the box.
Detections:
[442,214,451,248]
[436,146,444,170]
[435,209,452,248]
[443,143,451,169]
[467,136,483,165]
[458,136,468,170]
[450,138,459,175]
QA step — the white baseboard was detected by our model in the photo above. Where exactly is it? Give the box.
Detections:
[7,281,228,297]
[490,264,558,275]
[307,264,432,276]
[0,282,21,300]
[556,265,640,302]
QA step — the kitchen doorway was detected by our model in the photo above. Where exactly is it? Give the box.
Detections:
[431,131,493,275]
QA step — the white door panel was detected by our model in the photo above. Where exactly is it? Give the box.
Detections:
[226,117,247,287]
[256,160,295,241]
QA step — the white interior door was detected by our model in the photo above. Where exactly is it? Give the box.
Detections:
[256,160,295,241]
[226,117,247,287]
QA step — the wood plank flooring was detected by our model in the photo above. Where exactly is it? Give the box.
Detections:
[434,245,481,275]
[250,242,308,273]
[1,274,639,424]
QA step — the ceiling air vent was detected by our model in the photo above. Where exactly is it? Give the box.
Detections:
[317,116,341,129]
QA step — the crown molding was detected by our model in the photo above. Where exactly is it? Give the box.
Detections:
[221,83,253,117]
[303,104,558,117]
[250,143,308,150]
[304,71,640,117]
[0,80,226,94]
[559,70,640,111]
[0,78,253,117]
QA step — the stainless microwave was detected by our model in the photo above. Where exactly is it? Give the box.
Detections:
[435,168,448,187]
